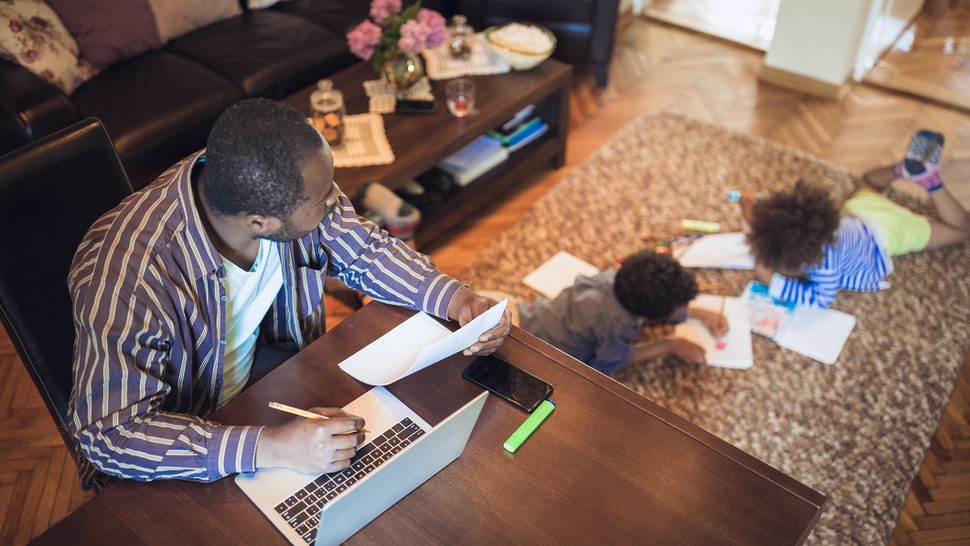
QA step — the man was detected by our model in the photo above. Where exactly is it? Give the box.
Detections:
[68,98,510,490]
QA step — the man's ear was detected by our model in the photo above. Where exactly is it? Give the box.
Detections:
[243,212,281,236]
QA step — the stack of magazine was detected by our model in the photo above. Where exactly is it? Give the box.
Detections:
[436,134,508,187]
[486,104,548,153]
[434,104,548,187]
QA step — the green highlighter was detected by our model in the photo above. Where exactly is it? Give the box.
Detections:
[503,399,555,453]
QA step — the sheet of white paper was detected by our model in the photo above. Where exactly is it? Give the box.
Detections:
[677,232,754,269]
[338,300,508,385]
[523,250,599,298]
[413,299,507,369]
[674,294,753,369]
[337,312,451,385]
[776,306,856,365]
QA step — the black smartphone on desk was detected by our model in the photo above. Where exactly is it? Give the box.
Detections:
[462,354,553,413]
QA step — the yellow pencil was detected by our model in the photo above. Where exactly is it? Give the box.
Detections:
[268,401,369,433]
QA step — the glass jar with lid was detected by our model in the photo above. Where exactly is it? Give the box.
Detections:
[310,79,345,147]
[449,14,473,59]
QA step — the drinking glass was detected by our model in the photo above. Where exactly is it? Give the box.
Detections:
[445,78,476,119]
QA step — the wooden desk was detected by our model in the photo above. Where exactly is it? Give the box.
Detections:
[34,303,825,545]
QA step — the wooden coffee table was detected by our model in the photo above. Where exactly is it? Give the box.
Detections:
[284,59,571,250]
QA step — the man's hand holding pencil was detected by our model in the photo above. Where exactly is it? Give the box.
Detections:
[254,403,367,475]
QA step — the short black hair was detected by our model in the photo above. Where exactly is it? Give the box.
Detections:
[613,250,698,321]
[202,98,326,219]
[747,179,840,273]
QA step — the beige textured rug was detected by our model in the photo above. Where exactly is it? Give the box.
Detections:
[458,112,970,545]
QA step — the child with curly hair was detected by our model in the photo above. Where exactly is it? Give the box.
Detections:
[739,129,969,308]
[501,250,728,373]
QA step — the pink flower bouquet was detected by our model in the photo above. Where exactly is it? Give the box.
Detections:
[347,0,448,72]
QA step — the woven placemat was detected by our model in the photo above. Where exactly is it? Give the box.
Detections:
[330,113,394,168]
[423,33,510,80]
[363,78,434,114]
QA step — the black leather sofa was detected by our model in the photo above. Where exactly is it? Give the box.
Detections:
[0,0,616,190]
[0,1,457,189]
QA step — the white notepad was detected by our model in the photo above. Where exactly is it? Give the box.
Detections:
[677,232,755,269]
[674,294,753,369]
[523,251,599,299]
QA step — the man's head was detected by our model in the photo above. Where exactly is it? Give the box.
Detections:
[202,98,338,240]
[746,179,839,275]
[614,250,698,323]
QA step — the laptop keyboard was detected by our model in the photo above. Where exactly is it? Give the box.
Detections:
[273,417,425,544]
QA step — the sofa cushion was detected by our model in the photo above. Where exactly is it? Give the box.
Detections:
[150,0,243,43]
[46,0,161,71]
[71,50,243,161]
[0,0,98,94]
[47,0,242,71]
[267,0,368,37]
[165,10,355,99]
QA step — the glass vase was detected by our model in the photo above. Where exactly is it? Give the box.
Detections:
[381,53,425,93]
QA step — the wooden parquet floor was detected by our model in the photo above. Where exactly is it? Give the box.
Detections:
[3,4,970,544]
[864,0,970,115]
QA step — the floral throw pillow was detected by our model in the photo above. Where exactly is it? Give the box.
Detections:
[0,0,97,95]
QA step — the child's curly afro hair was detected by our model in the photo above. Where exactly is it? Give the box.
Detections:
[747,179,840,274]
[613,250,698,322]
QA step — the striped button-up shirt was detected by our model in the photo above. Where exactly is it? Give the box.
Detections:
[768,215,891,308]
[68,150,462,488]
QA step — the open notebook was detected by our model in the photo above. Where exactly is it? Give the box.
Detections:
[743,281,856,365]
[676,232,755,269]
[674,294,753,369]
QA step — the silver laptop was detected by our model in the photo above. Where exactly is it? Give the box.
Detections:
[236,386,488,546]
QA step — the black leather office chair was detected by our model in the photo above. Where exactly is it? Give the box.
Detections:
[0,118,133,465]
[460,0,620,86]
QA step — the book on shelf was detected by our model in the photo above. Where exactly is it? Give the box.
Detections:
[742,281,855,365]
[499,104,536,134]
[439,134,504,171]
[487,116,544,145]
[506,120,548,152]
[436,145,508,187]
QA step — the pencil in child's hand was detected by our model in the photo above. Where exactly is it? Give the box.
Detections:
[268,401,369,433]
[715,291,728,349]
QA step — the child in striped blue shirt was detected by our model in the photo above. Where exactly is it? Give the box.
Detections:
[738,130,969,308]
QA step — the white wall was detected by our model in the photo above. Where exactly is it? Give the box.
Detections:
[763,0,872,88]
